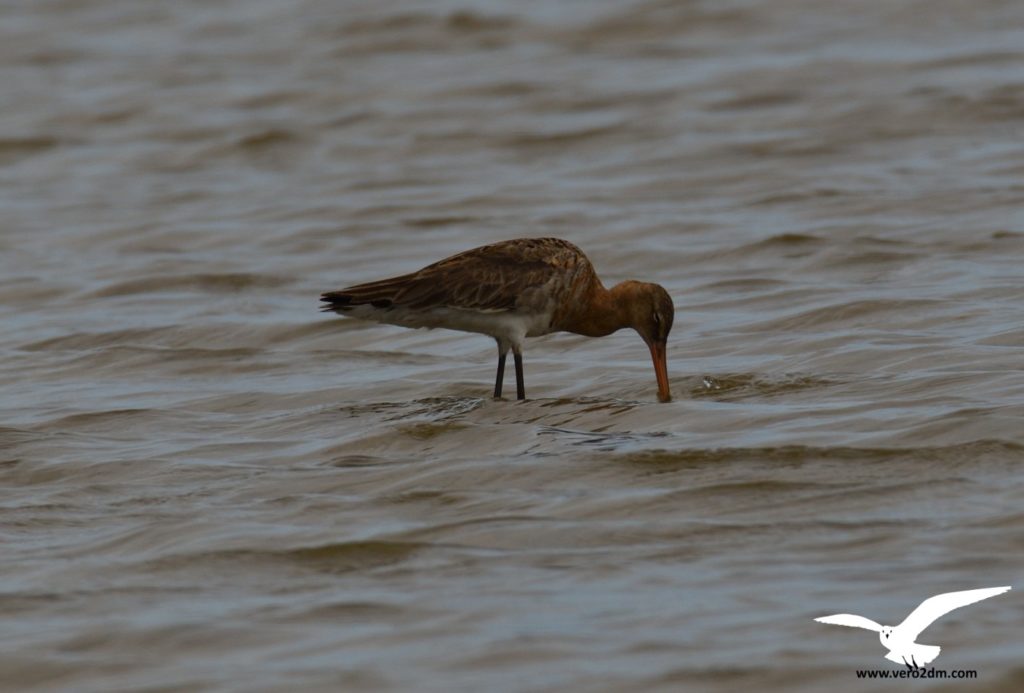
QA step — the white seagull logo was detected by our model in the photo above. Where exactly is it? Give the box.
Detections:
[814,586,1011,669]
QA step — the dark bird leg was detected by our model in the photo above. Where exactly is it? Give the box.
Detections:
[513,350,525,400]
[494,351,507,399]
[494,339,509,399]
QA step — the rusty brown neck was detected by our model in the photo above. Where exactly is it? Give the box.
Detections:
[557,280,636,338]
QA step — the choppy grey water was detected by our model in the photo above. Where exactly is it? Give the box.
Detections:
[2,0,1023,691]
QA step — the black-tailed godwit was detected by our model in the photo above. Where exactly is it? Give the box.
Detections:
[320,238,674,401]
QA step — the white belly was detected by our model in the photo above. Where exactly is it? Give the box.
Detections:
[345,304,554,344]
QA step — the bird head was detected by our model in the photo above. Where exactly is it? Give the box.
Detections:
[621,281,674,402]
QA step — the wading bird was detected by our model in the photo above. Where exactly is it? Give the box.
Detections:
[320,238,674,401]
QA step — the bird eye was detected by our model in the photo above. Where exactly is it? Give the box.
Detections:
[653,312,661,326]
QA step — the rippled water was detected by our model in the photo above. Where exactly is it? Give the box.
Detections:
[3,1,1023,690]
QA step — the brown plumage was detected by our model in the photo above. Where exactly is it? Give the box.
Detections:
[321,238,674,401]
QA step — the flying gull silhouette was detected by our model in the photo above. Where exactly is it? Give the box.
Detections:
[814,586,1011,668]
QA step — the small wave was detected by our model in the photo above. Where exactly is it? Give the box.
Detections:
[341,396,486,422]
[692,373,842,400]
[32,408,160,432]
[445,10,519,33]
[442,81,544,99]
[402,215,479,228]
[752,189,844,205]
[537,397,643,414]
[813,249,916,268]
[750,232,823,246]
[991,230,1024,240]
[538,425,669,449]
[284,540,423,573]
[399,421,470,440]
[570,4,753,48]
[951,84,1024,121]
[499,122,629,149]
[320,455,391,468]
[339,11,518,35]
[693,277,789,292]
[52,345,267,376]
[279,600,416,623]
[709,90,803,111]
[20,324,316,353]
[0,426,38,452]
[919,50,1024,69]
[91,273,292,297]
[235,128,299,149]
[197,129,305,160]
[329,10,521,56]
[20,328,167,352]
[232,90,306,109]
[723,137,840,158]
[749,298,942,331]
[703,234,824,260]
[140,539,428,575]
[977,327,1024,347]
[618,439,1024,469]
[0,135,60,164]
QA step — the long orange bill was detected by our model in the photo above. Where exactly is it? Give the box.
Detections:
[648,339,671,403]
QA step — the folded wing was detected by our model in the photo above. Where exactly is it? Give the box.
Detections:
[321,238,582,313]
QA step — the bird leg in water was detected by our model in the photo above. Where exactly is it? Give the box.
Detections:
[494,351,507,399]
[514,352,525,400]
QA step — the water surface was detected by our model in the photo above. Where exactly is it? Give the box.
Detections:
[2,1,1023,690]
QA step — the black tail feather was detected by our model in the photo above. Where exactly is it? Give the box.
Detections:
[320,290,395,312]
[320,291,353,312]
[321,271,421,312]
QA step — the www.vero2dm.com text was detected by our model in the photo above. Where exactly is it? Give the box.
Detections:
[856,668,977,680]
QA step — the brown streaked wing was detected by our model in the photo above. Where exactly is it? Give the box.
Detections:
[337,238,587,312]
